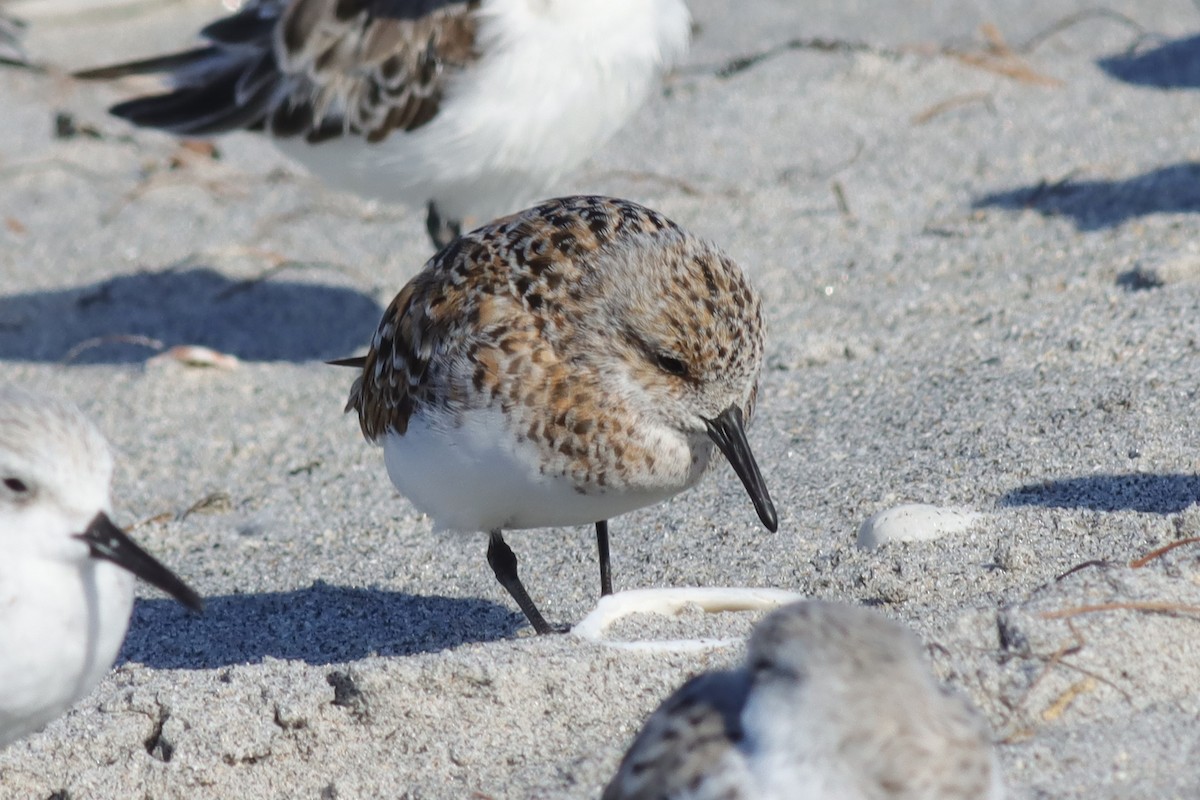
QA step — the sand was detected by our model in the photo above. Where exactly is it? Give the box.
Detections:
[2,0,1200,797]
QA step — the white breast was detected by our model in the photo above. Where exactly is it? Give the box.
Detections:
[0,556,133,747]
[380,404,705,533]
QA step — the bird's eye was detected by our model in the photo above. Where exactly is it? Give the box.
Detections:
[655,353,688,377]
[3,477,29,494]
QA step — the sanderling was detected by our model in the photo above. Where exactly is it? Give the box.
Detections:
[0,387,203,749]
[604,600,1004,800]
[337,195,777,634]
[75,0,692,248]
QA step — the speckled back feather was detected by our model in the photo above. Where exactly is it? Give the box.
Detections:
[345,196,766,467]
[84,0,480,142]
[603,670,754,800]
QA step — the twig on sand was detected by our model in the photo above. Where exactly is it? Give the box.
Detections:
[700,12,1146,88]
[128,511,173,531]
[948,23,1062,87]
[1016,8,1149,54]
[709,36,894,79]
[1005,618,1131,738]
[1053,559,1110,582]
[61,333,163,364]
[911,91,995,125]
[1041,601,1200,619]
[1129,537,1200,568]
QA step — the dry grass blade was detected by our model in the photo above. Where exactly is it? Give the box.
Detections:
[948,23,1063,86]
[1041,601,1200,619]
[61,334,163,364]
[911,91,994,124]
[1017,8,1148,54]
[1130,537,1200,568]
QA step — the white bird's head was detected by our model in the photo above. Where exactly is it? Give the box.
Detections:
[0,387,202,611]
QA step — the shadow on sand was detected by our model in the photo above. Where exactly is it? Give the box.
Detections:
[999,472,1200,514]
[973,162,1200,231]
[0,266,382,363]
[118,582,523,669]
[1098,33,1200,89]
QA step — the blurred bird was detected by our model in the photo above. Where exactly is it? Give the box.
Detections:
[76,0,692,249]
[604,600,1004,800]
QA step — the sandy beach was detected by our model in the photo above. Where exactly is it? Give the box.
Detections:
[2,0,1200,796]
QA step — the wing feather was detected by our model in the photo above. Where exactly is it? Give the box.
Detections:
[76,0,480,143]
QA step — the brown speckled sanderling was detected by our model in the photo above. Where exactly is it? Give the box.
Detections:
[338,195,777,634]
[75,0,691,249]
[604,601,1004,800]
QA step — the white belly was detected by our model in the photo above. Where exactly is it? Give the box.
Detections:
[0,558,132,747]
[381,408,706,533]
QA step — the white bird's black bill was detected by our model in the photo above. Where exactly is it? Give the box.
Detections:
[75,513,204,612]
[704,405,778,532]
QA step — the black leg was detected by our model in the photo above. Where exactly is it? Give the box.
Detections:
[596,520,613,597]
[425,201,462,250]
[487,530,554,635]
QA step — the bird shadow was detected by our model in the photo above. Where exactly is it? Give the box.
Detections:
[999,473,1200,514]
[0,266,381,363]
[1097,33,1200,89]
[117,582,523,669]
[972,162,1200,231]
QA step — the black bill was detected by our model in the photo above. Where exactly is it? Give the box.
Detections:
[326,356,366,368]
[75,513,204,612]
[703,405,778,532]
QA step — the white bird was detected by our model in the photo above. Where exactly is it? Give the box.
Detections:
[604,600,1005,800]
[0,387,203,749]
[75,0,692,249]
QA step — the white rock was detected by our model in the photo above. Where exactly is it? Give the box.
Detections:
[857,503,983,548]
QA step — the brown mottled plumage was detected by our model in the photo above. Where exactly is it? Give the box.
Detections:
[341,196,776,633]
[76,0,479,143]
[603,669,754,800]
[274,0,480,143]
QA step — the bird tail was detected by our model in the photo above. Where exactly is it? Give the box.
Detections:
[74,48,221,81]
[71,3,281,136]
